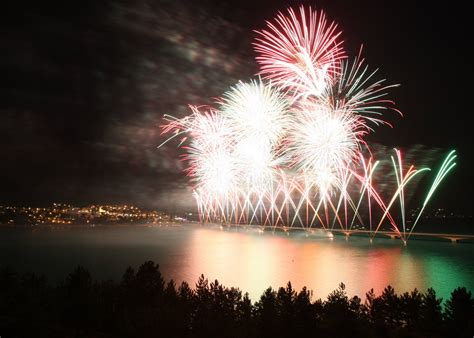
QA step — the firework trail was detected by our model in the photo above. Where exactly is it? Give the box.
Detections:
[407,150,457,240]
[321,47,401,128]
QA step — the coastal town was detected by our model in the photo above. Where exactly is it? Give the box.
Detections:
[0,204,192,226]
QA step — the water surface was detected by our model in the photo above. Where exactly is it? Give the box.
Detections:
[0,224,472,301]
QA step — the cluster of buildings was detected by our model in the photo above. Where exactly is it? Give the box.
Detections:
[0,203,183,226]
[409,207,468,220]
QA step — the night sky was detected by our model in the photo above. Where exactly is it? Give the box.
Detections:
[2,0,472,214]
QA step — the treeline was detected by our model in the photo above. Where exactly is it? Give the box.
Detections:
[1,261,472,338]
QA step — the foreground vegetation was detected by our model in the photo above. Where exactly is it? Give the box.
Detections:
[1,261,472,337]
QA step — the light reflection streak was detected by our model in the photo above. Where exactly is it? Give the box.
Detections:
[186,226,439,300]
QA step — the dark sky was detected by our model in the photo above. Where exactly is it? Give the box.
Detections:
[1,0,472,214]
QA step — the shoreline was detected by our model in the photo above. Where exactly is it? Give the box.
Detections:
[1,221,472,244]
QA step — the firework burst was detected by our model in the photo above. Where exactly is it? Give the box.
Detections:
[159,6,456,243]
[284,100,365,189]
[253,6,345,99]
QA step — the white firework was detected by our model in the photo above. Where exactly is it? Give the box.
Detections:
[285,101,365,189]
[220,79,290,146]
[219,79,290,191]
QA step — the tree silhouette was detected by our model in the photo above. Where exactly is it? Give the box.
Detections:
[0,261,472,338]
[255,287,279,338]
[444,287,474,337]
[399,289,422,330]
[419,287,444,337]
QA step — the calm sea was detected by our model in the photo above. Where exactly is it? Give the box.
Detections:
[0,224,472,301]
